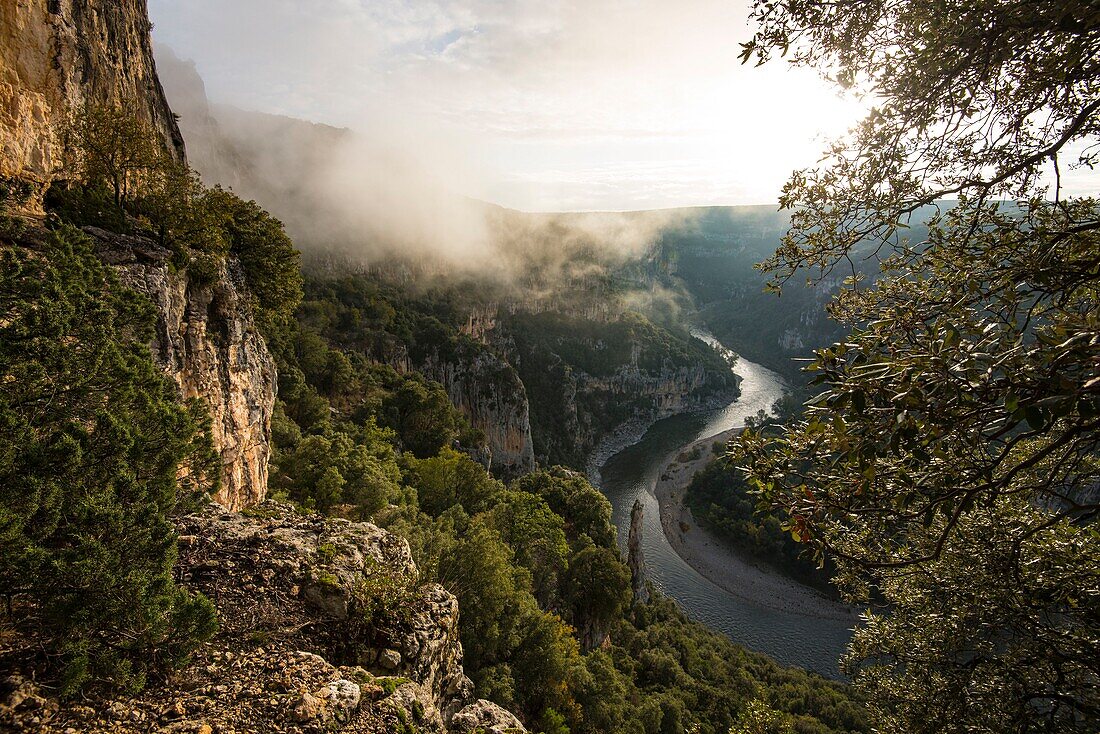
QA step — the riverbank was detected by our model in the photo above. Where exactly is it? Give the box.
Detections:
[654,429,857,623]
[585,384,741,486]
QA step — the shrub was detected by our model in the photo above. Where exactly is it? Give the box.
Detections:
[0,225,219,694]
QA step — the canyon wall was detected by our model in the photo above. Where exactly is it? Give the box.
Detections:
[506,330,736,470]
[0,1,278,510]
[419,344,536,477]
[88,227,276,511]
[0,0,184,193]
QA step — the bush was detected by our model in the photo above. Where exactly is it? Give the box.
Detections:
[43,180,129,232]
[52,103,303,346]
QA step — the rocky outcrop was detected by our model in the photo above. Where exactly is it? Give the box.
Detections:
[87,226,275,510]
[451,700,526,733]
[3,502,524,733]
[0,0,183,196]
[628,499,650,605]
[175,502,479,728]
[584,362,712,416]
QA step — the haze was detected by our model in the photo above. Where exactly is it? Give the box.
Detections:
[147,0,864,212]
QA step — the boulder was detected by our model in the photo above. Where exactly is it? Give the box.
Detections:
[452,699,527,733]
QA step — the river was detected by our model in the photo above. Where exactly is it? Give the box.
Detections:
[596,330,853,677]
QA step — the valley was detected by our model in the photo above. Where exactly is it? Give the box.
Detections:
[6,1,1089,732]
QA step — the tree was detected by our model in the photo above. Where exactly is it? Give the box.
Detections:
[206,187,303,337]
[733,1,1100,730]
[488,490,570,607]
[514,467,618,550]
[730,699,794,734]
[131,160,229,257]
[406,448,504,517]
[274,424,401,515]
[381,375,465,458]
[437,518,524,674]
[61,102,168,207]
[509,607,584,725]
[563,543,630,650]
[0,225,218,694]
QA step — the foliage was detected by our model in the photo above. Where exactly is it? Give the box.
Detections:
[847,498,1100,732]
[488,490,570,607]
[43,180,130,232]
[382,375,471,458]
[0,226,218,694]
[684,458,831,592]
[206,188,303,337]
[351,556,418,633]
[562,543,630,645]
[0,176,37,210]
[730,699,794,734]
[267,262,869,733]
[620,595,867,734]
[514,467,618,550]
[52,103,303,344]
[60,102,167,207]
[131,161,225,253]
[734,1,1100,730]
[273,420,402,515]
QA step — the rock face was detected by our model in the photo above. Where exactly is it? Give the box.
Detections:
[169,501,495,732]
[0,0,184,193]
[628,499,650,605]
[517,345,736,470]
[3,502,525,733]
[152,45,247,190]
[87,226,276,510]
[451,699,526,733]
[420,344,536,477]
[0,2,273,509]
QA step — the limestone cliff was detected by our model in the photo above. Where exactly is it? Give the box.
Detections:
[510,336,736,471]
[0,0,279,505]
[419,344,536,477]
[557,362,728,470]
[0,0,183,194]
[87,227,276,511]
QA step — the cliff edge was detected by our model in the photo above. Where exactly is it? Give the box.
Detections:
[87,226,277,510]
[0,502,525,733]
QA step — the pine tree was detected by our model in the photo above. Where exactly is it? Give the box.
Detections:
[0,223,218,694]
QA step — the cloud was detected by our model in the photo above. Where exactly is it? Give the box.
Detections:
[156,44,689,289]
[148,0,865,211]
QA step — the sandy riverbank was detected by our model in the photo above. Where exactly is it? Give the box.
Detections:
[654,429,857,623]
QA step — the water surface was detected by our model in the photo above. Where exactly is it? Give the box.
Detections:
[598,334,852,676]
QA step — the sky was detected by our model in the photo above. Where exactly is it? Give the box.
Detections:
[147,0,866,212]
